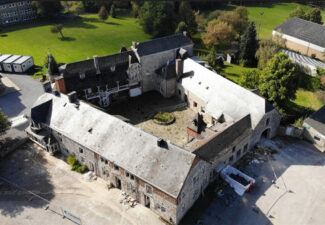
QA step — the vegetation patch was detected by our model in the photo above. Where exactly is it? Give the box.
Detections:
[67,155,88,173]
[154,112,175,125]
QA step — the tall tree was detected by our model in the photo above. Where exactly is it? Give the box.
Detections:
[259,53,298,108]
[239,22,259,67]
[203,20,235,48]
[218,6,249,35]
[289,6,307,20]
[306,8,322,24]
[32,1,63,18]
[50,24,64,38]
[98,6,109,22]
[0,108,11,136]
[110,4,116,18]
[139,2,176,37]
[178,1,197,35]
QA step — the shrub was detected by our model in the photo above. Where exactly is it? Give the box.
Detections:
[154,112,174,123]
[68,155,78,166]
[76,165,88,173]
[298,73,321,91]
[294,117,304,127]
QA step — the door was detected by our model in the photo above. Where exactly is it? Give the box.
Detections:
[115,177,121,189]
[144,194,150,208]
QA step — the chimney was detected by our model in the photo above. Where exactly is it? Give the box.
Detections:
[67,91,77,103]
[42,80,52,93]
[55,77,67,94]
[176,59,184,79]
[93,56,100,75]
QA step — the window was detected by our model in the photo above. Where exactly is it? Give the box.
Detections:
[244,144,248,152]
[105,160,108,165]
[114,165,119,171]
[79,73,85,79]
[161,207,166,212]
[80,157,84,162]
[126,172,130,177]
[146,184,153,194]
[266,118,270,126]
[237,150,241,157]
[193,102,197,107]
[130,175,134,180]
[110,66,115,72]
[79,148,83,153]
[178,90,181,96]
[100,157,104,162]
[232,146,236,153]
[229,156,234,162]
[314,136,321,141]
[201,107,205,113]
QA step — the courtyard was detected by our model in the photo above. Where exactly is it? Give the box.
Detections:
[180,137,325,225]
[0,142,164,225]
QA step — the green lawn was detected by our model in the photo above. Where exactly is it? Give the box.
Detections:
[247,2,325,39]
[223,62,255,83]
[294,89,324,110]
[0,14,151,65]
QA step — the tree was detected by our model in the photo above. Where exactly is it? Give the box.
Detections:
[73,2,85,15]
[178,1,197,35]
[259,53,298,108]
[239,69,261,89]
[0,108,11,136]
[32,1,63,18]
[175,21,188,34]
[98,6,109,22]
[139,2,176,37]
[239,22,259,67]
[110,4,116,18]
[306,8,322,24]
[203,20,235,48]
[289,6,307,20]
[50,24,64,38]
[255,39,282,69]
[218,7,249,35]
[195,10,207,31]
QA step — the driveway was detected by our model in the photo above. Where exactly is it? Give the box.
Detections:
[180,137,325,225]
[0,142,164,225]
[0,73,43,118]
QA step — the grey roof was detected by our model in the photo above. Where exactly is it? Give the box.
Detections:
[274,17,325,48]
[181,58,272,128]
[0,1,11,6]
[31,93,196,198]
[135,33,193,57]
[0,54,12,63]
[13,56,32,64]
[3,55,22,64]
[282,49,325,69]
[305,105,325,136]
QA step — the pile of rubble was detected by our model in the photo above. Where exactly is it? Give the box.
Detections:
[119,191,137,208]
[241,143,278,165]
[83,171,97,182]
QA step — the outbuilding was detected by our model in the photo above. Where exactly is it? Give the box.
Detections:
[12,56,34,73]
[2,55,22,72]
[0,54,12,71]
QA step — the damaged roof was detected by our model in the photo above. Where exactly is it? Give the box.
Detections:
[135,33,193,57]
[31,93,196,198]
[274,17,325,48]
[305,105,325,136]
[181,58,272,128]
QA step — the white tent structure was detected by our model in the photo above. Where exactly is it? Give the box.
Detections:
[12,56,34,73]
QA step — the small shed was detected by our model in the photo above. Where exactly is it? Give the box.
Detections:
[0,54,12,72]
[12,56,34,73]
[3,55,22,72]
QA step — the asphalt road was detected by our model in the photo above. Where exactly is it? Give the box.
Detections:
[0,73,44,118]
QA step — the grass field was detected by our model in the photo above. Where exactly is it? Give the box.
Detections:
[294,89,324,110]
[246,2,325,39]
[223,63,255,83]
[0,14,151,65]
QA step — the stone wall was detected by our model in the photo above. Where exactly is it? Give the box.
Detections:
[176,158,212,224]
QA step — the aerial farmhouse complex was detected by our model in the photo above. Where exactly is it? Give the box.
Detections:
[27,33,280,224]
[273,17,325,61]
[0,1,36,26]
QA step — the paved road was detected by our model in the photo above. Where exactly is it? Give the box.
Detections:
[0,73,44,118]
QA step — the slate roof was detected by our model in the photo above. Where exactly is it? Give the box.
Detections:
[31,93,196,198]
[61,51,137,93]
[181,58,272,128]
[0,1,12,5]
[274,17,325,48]
[305,105,325,136]
[135,33,193,57]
